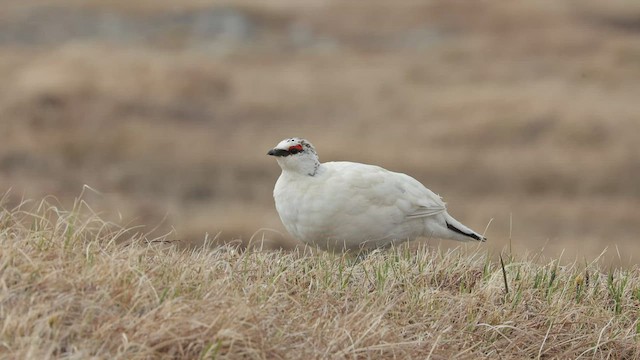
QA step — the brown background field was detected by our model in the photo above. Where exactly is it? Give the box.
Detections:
[1,0,639,264]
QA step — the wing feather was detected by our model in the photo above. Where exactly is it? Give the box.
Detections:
[406,205,446,219]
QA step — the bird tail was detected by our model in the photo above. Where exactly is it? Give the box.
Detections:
[443,213,486,242]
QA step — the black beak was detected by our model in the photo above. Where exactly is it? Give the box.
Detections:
[267,148,290,157]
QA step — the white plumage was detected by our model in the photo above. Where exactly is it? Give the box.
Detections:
[268,137,486,252]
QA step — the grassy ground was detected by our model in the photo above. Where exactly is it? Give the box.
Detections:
[1,197,639,359]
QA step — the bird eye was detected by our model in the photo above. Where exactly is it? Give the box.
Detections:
[288,144,303,154]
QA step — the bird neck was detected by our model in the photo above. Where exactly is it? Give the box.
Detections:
[277,153,322,177]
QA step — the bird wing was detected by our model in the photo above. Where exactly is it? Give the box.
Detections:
[394,172,447,219]
[327,162,447,220]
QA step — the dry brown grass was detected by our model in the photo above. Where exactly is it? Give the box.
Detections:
[1,196,639,359]
[1,0,640,264]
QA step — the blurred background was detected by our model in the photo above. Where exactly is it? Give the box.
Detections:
[1,0,639,264]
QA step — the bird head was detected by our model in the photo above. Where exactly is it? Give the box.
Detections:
[268,137,320,175]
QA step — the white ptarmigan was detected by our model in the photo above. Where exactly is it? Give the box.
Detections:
[268,137,486,252]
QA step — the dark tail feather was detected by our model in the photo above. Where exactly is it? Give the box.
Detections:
[446,221,484,241]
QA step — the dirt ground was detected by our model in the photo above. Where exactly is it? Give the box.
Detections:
[1,0,640,264]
